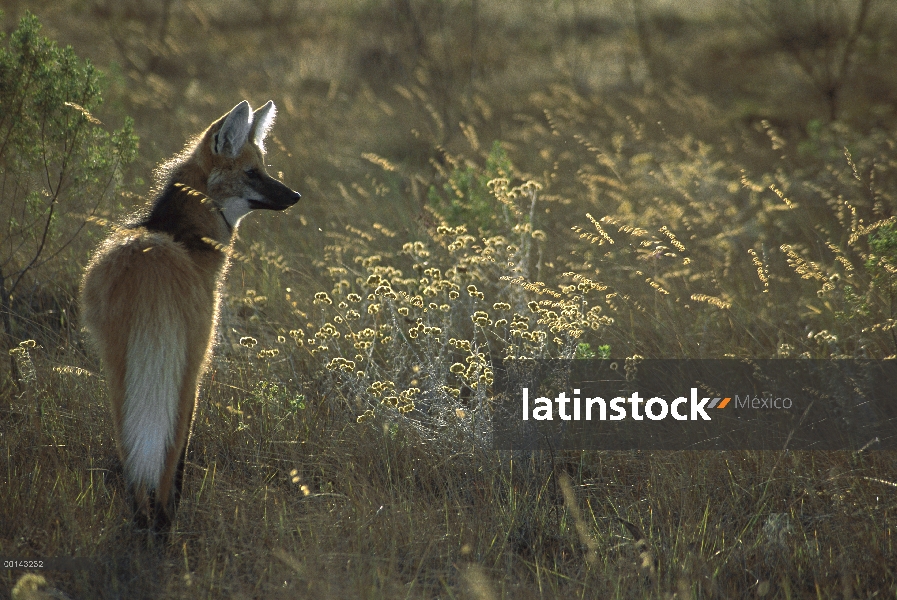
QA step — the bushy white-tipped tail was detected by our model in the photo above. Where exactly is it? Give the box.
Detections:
[121,317,186,490]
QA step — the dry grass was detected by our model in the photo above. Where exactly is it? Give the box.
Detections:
[5,356,896,597]
[3,0,897,597]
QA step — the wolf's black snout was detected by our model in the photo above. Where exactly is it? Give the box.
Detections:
[280,187,301,208]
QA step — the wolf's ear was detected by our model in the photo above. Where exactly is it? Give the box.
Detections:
[250,100,276,152]
[214,101,252,158]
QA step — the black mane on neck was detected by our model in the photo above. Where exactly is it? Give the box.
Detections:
[129,184,230,252]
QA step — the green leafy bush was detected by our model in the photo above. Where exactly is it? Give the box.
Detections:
[427,140,514,233]
[0,12,137,381]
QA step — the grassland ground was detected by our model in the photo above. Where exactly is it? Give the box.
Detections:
[2,0,897,597]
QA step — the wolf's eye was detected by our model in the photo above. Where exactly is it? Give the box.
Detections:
[246,168,261,179]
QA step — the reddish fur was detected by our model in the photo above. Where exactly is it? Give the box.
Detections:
[81,191,228,528]
[81,103,299,532]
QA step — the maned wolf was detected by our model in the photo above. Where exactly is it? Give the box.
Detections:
[81,100,300,532]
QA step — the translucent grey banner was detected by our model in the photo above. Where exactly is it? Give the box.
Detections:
[492,360,897,450]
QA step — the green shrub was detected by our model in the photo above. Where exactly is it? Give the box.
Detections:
[0,12,137,383]
[427,140,514,233]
